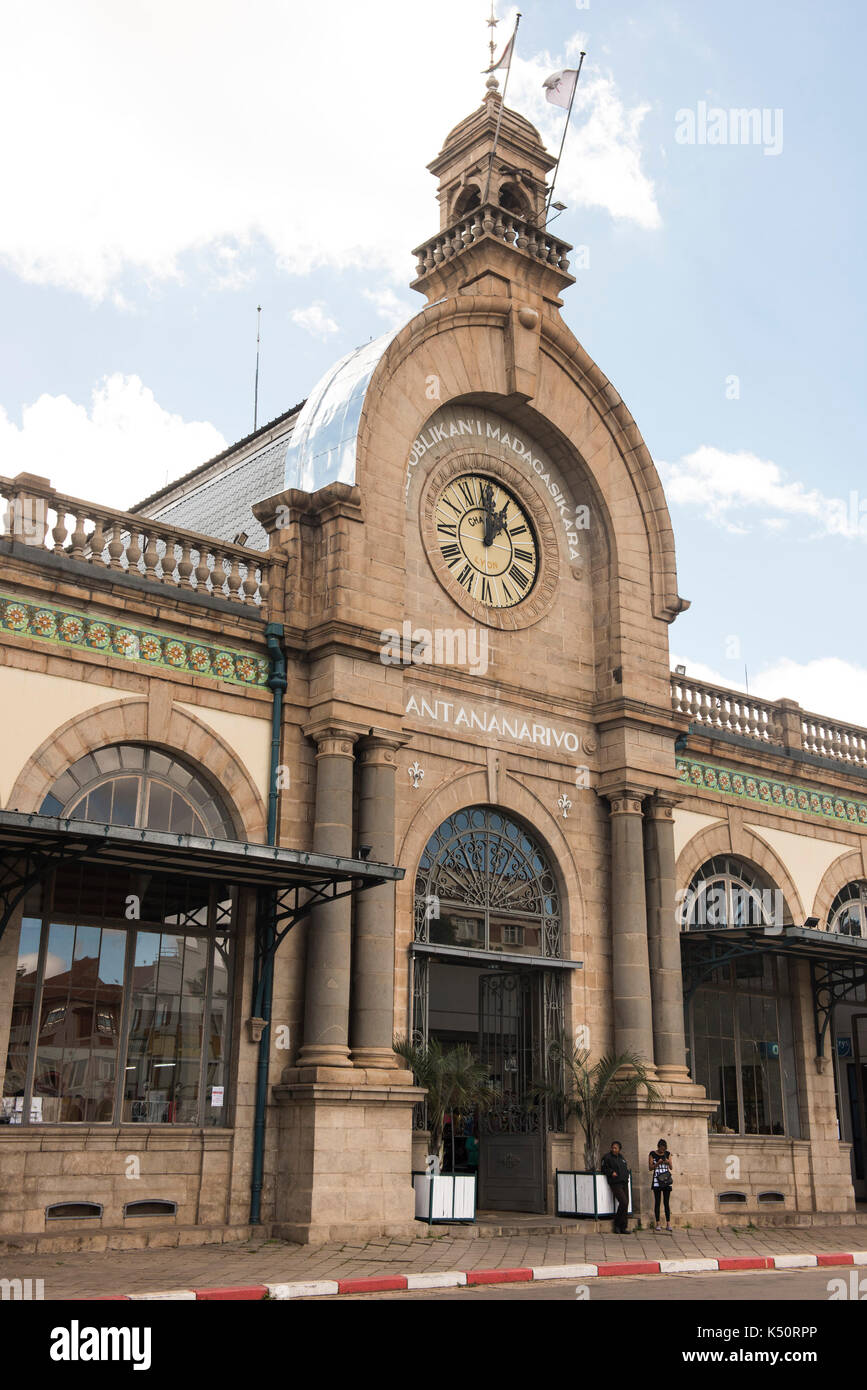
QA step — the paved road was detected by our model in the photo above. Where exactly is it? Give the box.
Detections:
[320,1267,864,1300]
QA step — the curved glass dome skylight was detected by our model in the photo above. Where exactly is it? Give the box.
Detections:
[280,321,410,493]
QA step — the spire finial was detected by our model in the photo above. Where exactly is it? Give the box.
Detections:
[486,1,499,90]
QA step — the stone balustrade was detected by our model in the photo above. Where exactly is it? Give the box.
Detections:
[672,673,867,770]
[671,674,783,744]
[800,712,867,768]
[413,202,572,279]
[1,473,271,613]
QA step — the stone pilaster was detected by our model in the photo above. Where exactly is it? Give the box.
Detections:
[296,725,358,1073]
[644,793,692,1084]
[351,733,406,1070]
[605,790,656,1070]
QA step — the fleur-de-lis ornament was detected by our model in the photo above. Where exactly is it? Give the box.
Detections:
[408,760,425,790]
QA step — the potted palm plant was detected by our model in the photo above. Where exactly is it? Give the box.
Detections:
[539,1044,660,1219]
[393,1035,498,1224]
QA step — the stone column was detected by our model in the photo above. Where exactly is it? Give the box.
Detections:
[644,794,691,1083]
[296,726,358,1071]
[351,734,404,1070]
[605,790,656,1070]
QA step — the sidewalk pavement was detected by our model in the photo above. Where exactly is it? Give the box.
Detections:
[3,1223,867,1300]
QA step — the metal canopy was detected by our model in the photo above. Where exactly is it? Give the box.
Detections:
[0,808,403,944]
[681,925,867,1057]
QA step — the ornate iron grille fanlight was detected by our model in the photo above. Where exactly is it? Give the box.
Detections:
[413,807,561,957]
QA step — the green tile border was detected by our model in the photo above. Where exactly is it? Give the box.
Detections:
[677,757,867,827]
[1,593,269,689]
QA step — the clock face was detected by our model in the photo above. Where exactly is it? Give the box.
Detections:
[434,474,539,609]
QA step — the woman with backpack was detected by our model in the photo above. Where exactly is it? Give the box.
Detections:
[648,1138,674,1231]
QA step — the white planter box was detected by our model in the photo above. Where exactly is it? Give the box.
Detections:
[556,1170,633,1219]
[413,1172,477,1224]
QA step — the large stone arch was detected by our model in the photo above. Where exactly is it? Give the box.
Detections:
[7,696,267,842]
[353,296,682,721]
[813,851,865,927]
[676,819,804,925]
[394,766,585,1034]
[357,295,683,637]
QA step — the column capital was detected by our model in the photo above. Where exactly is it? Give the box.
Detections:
[645,790,682,820]
[358,729,411,768]
[303,720,363,758]
[599,787,648,817]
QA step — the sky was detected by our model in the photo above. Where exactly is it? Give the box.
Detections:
[1,1,865,725]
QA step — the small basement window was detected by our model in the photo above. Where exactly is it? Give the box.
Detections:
[717,1192,747,1204]
[45,1202,103,1221]
[758,1191,786,1203]
[123,1200,178,1218]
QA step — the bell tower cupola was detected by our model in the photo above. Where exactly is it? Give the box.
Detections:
[411,72,575,308]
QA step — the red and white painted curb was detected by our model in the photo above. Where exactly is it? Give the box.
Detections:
[82,1249,867,1299]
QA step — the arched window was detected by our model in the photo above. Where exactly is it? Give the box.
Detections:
[39,745,234,838]
[453,184,481,219]
[680,856,782,931]
[2,748,236,1128]
[681,859,799,1137]
[414,806,560,958]
[827,882,866,936]
[497,181,529,218]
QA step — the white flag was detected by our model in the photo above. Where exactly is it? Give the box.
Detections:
[543,69,578,109]
[484,34,514,74]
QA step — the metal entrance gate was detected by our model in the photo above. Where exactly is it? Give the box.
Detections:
[478,972,545,1212]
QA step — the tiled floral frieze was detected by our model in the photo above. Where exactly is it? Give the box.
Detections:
[677,757,867,826]
[1,594,269,688]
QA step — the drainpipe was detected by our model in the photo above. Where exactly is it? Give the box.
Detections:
[250,621,286,1225]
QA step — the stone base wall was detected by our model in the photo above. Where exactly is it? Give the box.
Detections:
[271,1076,424,1244]
[708,1135,856,1216]
[0,1127,234,1236]
[601,1089,717,1222]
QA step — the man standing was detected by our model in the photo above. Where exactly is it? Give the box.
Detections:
[601,1140,630,1234]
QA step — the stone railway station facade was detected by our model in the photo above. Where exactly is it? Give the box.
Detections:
[0,86,865,1246]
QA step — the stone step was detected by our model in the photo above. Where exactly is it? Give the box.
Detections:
[0,1223,255,1256]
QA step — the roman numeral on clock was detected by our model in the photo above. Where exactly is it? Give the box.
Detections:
[509,523,528,537]
[509,564,530,591]
[457,479,476,509]
[441,543,461,564]
[436,520,457,538]
[514,548,533,564]
[479,576,492,604]
[456,562,475,592]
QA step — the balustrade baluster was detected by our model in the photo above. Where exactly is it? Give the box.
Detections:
[88,516,108,566]
[194,549,211,593]
[142,531,160,581]
[241,565,258,605]
[106,522,125,569]
[177,541,194,590]
[126,531,142,575]
[52,511,69,555]
[226,555,243,602]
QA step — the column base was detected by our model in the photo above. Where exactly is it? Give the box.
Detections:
[271,1078,426,1243]
[294,1043,353,1070]
[351,1046,403,1070]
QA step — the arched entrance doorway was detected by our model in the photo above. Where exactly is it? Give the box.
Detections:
[411,806,566,1212]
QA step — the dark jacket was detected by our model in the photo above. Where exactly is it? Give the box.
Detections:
[601,1150,629,1187]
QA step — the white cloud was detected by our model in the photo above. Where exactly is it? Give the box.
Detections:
[507,51,661,230]
[290,302,339,340]
[659,445,863,538]
[0,375,226,511]
[0,3,659,299]
[362,286,415,330]
[672,652,867,730]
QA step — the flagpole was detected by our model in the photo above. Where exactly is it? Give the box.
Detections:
[482,13,521,206]
[544,50,585,224]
